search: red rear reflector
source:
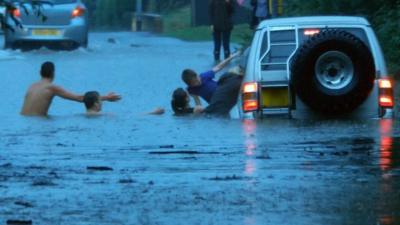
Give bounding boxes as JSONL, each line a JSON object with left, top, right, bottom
{"left": 243, "top": 82, "right": 257, "bottom": 93}
{"left": 379, "top": 79, "right": 392, "bottom": 89}
{"left": 243, "top": 100, "right": 258, "bottom": 112}
{"left": 304, "top": 29, "right": 320, "bottom": 36}
{"left": 380, "top": 96, "right": 394, "bottom": 108}
{"left": 72, "top": 7, "right": 84, "bottom": 17}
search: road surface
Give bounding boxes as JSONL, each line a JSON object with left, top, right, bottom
{"left": 0, "top": 32, "right": 399, "bottom": 225}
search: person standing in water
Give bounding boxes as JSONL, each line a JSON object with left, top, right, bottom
{"left": 21, "top": 61, "right": 121, "bottom": 116}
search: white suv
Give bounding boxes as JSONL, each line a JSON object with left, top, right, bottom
{"left": 237, "top": 16, "right": 394, "bottom": 119}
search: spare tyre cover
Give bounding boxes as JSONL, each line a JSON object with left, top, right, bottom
{"left": 290, "top": 29, "right": 375, "bottom": 114}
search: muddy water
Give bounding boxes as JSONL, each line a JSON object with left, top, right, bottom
{"left": 0, "top": 33, "right": 399, "bottom": 225}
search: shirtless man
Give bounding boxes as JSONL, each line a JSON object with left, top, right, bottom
{"left": 21, "top": 61, "right": 121, "bottom": 116}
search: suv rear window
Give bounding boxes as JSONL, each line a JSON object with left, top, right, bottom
{"left": 259, "top": 27, "right": 370, "bottom": 70}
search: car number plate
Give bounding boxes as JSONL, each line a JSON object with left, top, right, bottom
{"left": 32, "top": 29, "right": 61, "bottom": 36}
{"left": 261, "top": 87, "right": 290, "bottom": 108}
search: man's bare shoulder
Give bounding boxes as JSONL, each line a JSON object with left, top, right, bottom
{"left": 46, "top": 83, "right": 65, "bottom": 94}
{"left": 29, "top": 80, "right": 56, "bottom": 91}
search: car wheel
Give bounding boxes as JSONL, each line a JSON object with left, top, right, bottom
{"left": 3, "top": 30, "right": 13, "bottom": 49}
{"left": 290, "top": 29, "right": 375, "bottom": 115}
{"left": 81, "top": 35, "right": 88, "bottom": 48}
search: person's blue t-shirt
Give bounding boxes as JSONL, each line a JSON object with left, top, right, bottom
{"left": 187, "top": 70, "right": 217, "bottom": 103}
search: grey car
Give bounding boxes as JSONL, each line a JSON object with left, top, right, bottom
{"left": 0, "top": 6, "right": 5, "bottom": 33}
{"left": 3, "top": 0, "right": 88, "bottom": 49}
{"left": 235, "top": 16, "right": 394, "bottom": 119}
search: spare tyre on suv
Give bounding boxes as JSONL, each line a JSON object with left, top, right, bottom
{"left": 236, "top": 16, "right": 394, "bottom": 119}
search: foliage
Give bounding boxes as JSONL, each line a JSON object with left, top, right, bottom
{"left": 163, "top": 5, "right": 253, "bottom": 47}
{"left": 154, "top": 0, "right": 190, "bottom": 13}
{"left": 285, "top": 0, "right": 400, "bottom": 75}
{"left": 82, "top": 0, "right": 134, "bottom": 29}
{"left": 81, "top": 0, "right": 190, "bottom": 29}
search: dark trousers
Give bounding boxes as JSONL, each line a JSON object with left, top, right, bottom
{"left": 213, "top": 29, "right": 231, "bottom": 60}
{"left": 204, "top": 73, "right": 243, "bottom": 116}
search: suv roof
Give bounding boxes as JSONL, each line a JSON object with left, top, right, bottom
{"left": 258, "top": 16, "right": 370, "bottom": 28}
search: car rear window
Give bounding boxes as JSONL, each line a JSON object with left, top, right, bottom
{"left": 298, "top": 28, "right": 369, "bottom": 48}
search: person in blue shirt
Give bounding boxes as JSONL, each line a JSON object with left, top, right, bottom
{"left": 173, "top": 66, "right": 244, "bottom": 117}
{"left": 181, "top": 51, "right": 240, "bottom": 106}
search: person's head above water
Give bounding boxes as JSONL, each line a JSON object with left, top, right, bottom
{"left": 182, "top": 69, "right": 201, "bottom": 87}
{"left": 171, "top": 88, "right": 193, "bottom": 115}
{"left": 83, "top": 91, "right": 102, "bottom": 114}
{"left": 40, "top": 61, "right": 55, "bottom": 80}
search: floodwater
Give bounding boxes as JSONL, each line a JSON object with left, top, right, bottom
{"left": 0, "top": 32, "right": 399, "bottom": 225}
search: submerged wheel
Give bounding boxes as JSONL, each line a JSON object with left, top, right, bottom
{"left": 3, "top": 30, "right": 13, "bottom": 49}
{"left": 290, "top": 29, "right": 375, "bottom": 115}
{"left": 82, "top": 36, "right": 88, "bottom": 48}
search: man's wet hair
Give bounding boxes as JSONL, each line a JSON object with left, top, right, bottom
{"left": 181, "top": 69, "right": 197, "bottom": 85}
{"left": 83, "top": 91, "right": 100, "bottom": 109}
{"left": 40, "top": 61, "right": 55, "bottom": 79}
{"left": 171, "top": 88, "right": 192, "bottom": 115}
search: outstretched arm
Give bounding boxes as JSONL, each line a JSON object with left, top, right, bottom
{"left": 51, "top": 85, "right": 84, "bottom": 102}
{"left": 100, "top": 92, "right": 122, "bottom": 102}
{"left": 212, "top": 51, "right": 241, "bottom": 73}
{"left": 148, "top": 107, "right": 165, "bottom": 115}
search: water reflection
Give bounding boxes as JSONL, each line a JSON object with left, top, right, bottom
{"left": 378, "top": 119, "right": 399, "bottom": 225}
{"left": 245, "top": 159, "right": 256, "bottom": 176}
{"left": 243, "top": 119, "right": 257, "bottom": 157}
{"left": 378, "top": 173, "right": 398, "bottom": 225}
{"left": 243, "top": 120, "right": 258, "bottom": 176}
{"left": 379, "top": 119, "right": 399, "bottom": 171}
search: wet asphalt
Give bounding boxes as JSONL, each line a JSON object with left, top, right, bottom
{"left": 0, "top": 32, "right": 399, "bottom": 225}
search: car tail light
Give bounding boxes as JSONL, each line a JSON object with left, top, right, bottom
{"left": 379, "top": 78, "right": 394, "bottom": 108}
{"left": 10, "top": 8, "right": 20, "bottom": 18}
{"left": 304, "top": 29, "right": 320, "bottom": 36}
{"left": 242, "top": 82, "right": 259, "bottom": 112}
{"left": 243, "top": 82, "right": 257, "bottom": 93}
{"left": 379, "top": 79, "right": 392, "bottom": 89}
{"left": 243, "top": 100, "right": 258, "bottom": 112}
{"left": 72, "top": 6, "right": 85, "bottom": 18}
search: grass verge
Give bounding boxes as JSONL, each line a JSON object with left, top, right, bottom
{"left": 162, "top": 6, "right": 254, "bottom": 47}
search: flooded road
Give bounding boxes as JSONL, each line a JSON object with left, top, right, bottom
{"left": 0, "top": 32, "right": 399, "bottom": 225}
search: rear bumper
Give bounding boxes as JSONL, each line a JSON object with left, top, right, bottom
{"left": 5, "top": 20, "right": 88, "bottom": 45}
{"left": 236, "top": 80, "right": 393, "bottom": 119}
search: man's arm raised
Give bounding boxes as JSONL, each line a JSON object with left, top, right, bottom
{"left": 51, "top": 86, "right": 121, "bottom": 102}
{"left": 212, "top": 51, "right": 241, "bottom": 73}
{"left": 50, "top": 85, "right": 84, "bottom": 102}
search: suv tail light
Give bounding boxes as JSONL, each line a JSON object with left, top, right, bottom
{"left": 242, "top": 82, "right": 259, "bottom": 112}
{"left": 379, "top": 78, "right": 394, "bottom": 108}
{"left": 72, "top": 6, "right": 85, "bottom": 18}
